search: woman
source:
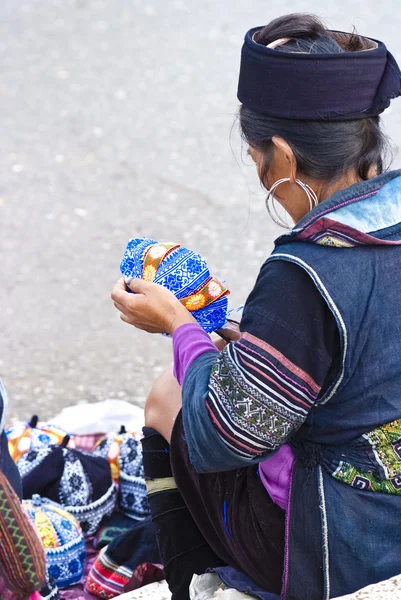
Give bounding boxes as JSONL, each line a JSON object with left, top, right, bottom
{"left": 112, "top": 14, "right": 401, "bottom": 600}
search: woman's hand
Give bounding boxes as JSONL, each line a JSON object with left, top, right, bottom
{"left": 111, "top": 278, "right": 196, "bottom": 335}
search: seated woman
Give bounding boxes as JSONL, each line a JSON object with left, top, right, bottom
{"left": 112, "top": 13, "right": 401, "bottom": 600}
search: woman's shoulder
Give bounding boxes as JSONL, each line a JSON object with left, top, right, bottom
{"left": 246, "top": 256, "right": 325, "bottom": 314}
{"left": 241, "top": 256, "right": 339, "bottom": 368}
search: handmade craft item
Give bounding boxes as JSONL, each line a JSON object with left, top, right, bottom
{"left": 93, "top": 426, "right": 137, "bottom": 481}
{"left": 120, "top": 238, "right": 230, "bottom": 333}
{"left": 94, "top": 427, "right": 149, "bottom": 520}
{"left": 23, "top": 495, "right": 85, "bottom": 589}
{"left": 86, "top": 519, "right": 163, "bottom": 599}
{"left": 6, "top": 415, "right": 73, "bottom": 465}
{"left": 20, "top": 438, "right": 117, "bottom": 536}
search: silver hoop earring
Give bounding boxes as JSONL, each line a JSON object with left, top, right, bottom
{"left": 265, "top": 178, "right": 318, "bottom": 230}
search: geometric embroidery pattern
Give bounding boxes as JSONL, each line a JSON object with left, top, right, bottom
{"left": 0, "top": 474, "right": 46, "bottom": 594}
{"left": 24, "top": 496, "right": 86, "bottom": 589}
{"left": 332, "top": 418, "right": 401, "bottom": 494}
{"left": 206, "top": 332, "right": 321, "bottom": 458}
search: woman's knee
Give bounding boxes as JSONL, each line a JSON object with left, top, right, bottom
{"left": 144, "top": 368, "right": 182, "bottom": 440}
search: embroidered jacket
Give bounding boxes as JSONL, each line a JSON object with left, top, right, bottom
{"left": 182, "top": 169, "right": 401, "bottom": 599}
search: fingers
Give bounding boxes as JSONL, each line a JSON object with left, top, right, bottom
{"left": 114, "top": 292, "right": 146, "bottom": 313}
{"left": 127, "top": 278, "right": 154, "bottom": 294}
{"left": 111, "top": 278, "right": 129, "bottom": 304}
{"left": 113, "top": 301, "right": 126, "bottom": 314}
{"left": 213, "top": 337, "right": 228, "bottom": 352}
{"left": 111, "top": 276, "right": 179, "bottom": 334}
{"left": 112, "top": 278, "right": 154, "bottom": 304}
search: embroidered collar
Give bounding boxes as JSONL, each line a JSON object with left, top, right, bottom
{"left": 276, "top": 170, "right": 401, "bottom": 247}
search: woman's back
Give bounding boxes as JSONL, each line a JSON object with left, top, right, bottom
{"left": 269, "top": 169, "right": 401, "bottom": 598}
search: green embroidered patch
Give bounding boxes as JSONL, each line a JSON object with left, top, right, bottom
{"left": 332, "top": 419, "right": 401, "bottom": 494}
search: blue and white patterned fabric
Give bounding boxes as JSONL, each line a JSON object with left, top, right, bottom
{"left": 120, "top": 237, "right": 229, "bottom": 333}
{"left": 119, "top": 438, "right": 149, "bottom": 520}
{"left": 21, "top": 445, "right": 117, "bottom": 537}
{"left": 23, "top": 495, "right": 85, "bottom": 589}
{"left": 17, "top": 445, "right": 55, "bottom": 479}
{"left": 94, "top": 430, "right": 150, "bottom": 520}
{"left": 5, "top": 417, "right": 71, "bottom": 474}
{"left": 40, "top": 574, "right": 60, "bottom": 600}
{"left": 119, "top": 470, "right": 150, "bottom": 521}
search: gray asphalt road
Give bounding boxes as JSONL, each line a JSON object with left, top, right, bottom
{"left": 1, "top": 0, "right": 401, "bottom": 421}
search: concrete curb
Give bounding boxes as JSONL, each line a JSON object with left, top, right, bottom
{"left": 118, "top": 574, "right": 401, "bottom": 600}
{"left": 118, "top": 581, "right": 170, "bottom": 599}
{"left": 332, "top": 574, "right": 401, "bottom": 600}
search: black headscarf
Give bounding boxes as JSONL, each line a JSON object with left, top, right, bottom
{"left": 237, "top": 27, "right": 401, "bottom": 120}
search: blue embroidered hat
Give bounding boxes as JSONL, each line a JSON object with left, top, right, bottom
{"left": 94, "top": 427, "right": 150, "bottom": 521}
{"left": 120, "top": 238, "right": 230, "bottom": 333}
{"left": 5, "top": 415, "right": 73, "bottom": 467}
{"left": 23, "top": 495, "right": 85, "bottom": 589}
{"left": 20, "top": 439, "right": 117, "bottom": 536}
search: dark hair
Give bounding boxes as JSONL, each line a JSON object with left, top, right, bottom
{"left": 240, "top": 14, "right": 391, "bottom": 187}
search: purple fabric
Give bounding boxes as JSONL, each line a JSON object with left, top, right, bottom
{"left": 258, "top": 445, "right": 295, "bottom": 510}
{"left": 173, "top": 323, "right": 217, "bottom": 386}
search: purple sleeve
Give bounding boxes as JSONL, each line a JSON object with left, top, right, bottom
{"left": 173, "top": 323, "right": 218, "bottom": 386}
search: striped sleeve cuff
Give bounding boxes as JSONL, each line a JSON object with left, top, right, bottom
{"left": 205, "top": 332, "right": 321, "bottom": 457}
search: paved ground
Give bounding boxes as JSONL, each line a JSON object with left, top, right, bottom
{"left": 1, "top": 0, "right": 401, "bottom": 421}
{"left": 120, "top": 573, "right": 401, "bottom": 599}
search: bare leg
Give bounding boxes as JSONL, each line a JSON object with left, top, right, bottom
{"left": 144, "top": 368, "right": 182, "bottom": 443}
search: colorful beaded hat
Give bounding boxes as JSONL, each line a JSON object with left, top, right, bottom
{"left": 120, "top": 238, "right": 230, "bottom": 333}
{"left": 23, "top": 495, "right": 85, "bottom": 590}
{"left": 21, "top": 440, "right": 117, "bottom": 536}
{"left": 6, "top": 415, "right": 73, "bottom": 467}
{"left": 94, "top": 427, "right": 149, "bottom": 521}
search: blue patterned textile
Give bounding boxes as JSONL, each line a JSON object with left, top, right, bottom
{"left": 120, "top": 238, "right": 229, "bottom": 333}
{"left": 24, "top": 495, "right": 85, "bottom": 589}
{"left": 179, "top": 171, "right": 401, "bottom": 598}
{"left": 5, "top": 416, "right": 70, "bottom": 477}
{"left": 93, "top": 429, "right": 150, "bottom": 520}
{"left": 21, "top": 445, "right": 117, "bottom": 537}
{"left": 40, "top": 574, "right": 60, "bottom": 600}
{"left": 118, "top": 470, "right": 150, "bottom": 521}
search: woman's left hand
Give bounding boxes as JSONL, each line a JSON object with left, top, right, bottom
{"left": 111, "top": 278, "right": 197, "bottom": 335}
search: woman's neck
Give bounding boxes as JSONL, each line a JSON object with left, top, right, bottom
{"left": 316, "top": 167, "right": 377, "bottom": 203}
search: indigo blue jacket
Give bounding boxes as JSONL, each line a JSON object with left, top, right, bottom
{"left": 183, "top": 170, "right": 401, "bottom": 599}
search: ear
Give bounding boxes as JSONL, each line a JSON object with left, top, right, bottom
{"left": 271, "top": 136, "right": 297, "bottom": 183}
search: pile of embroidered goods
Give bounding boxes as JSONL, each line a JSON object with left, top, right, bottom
{"left": 0, "top": 240, "right": 231, "bottom": 599}
{"left": 5, "top": 415, "right": 163, "bottom": 599}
